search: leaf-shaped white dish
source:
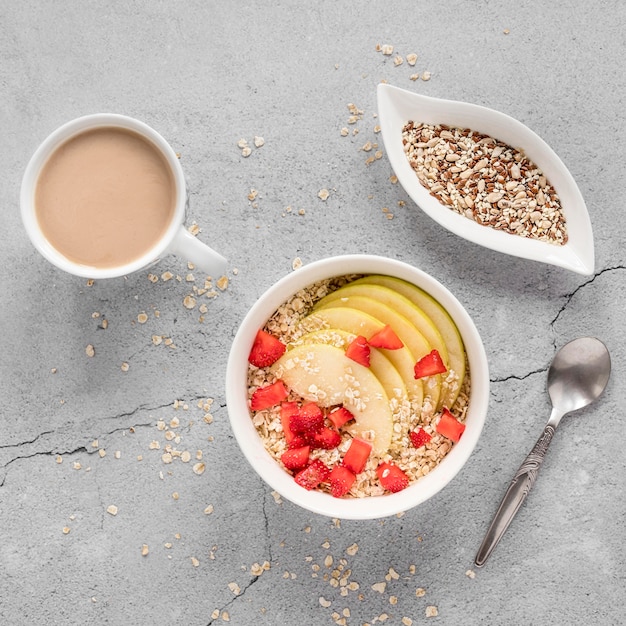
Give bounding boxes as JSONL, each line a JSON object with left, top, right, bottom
{"left": 377, "top": 84, "right": 594, "bottom": 275}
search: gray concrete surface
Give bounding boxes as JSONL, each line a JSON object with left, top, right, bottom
{"left": 1, "top": 1, "right": 625, "bottom": 624}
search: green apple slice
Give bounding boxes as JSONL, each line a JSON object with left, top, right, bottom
{"left": 314, "top": 283, "right": 448, "bottom": 365}
{"left": 293, "top": 329, "right": 408, "bottom": 402}
{"left": 271, "top": 343, "right": 393, "bottom": 454}
{"left": 298, "top": 307, "right": 423, "bottom": 407}
{"left": 351, "top": 275, "right": 466, "bottom": 407}
{"left": 313, "top": 295, "right": 441, "bottom": 409}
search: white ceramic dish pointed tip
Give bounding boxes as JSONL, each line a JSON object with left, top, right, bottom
{"left": 377, "top": 83, "right": 594, "bottom": 276}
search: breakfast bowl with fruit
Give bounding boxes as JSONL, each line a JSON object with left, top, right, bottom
{"left": 225, "top": 255, "right": 489, "bottom": 519}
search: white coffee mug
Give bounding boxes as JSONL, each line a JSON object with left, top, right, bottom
{"left": 20, "top": 114, "right": 227, "bottom": 279}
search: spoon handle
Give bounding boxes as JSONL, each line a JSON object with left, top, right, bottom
{"left": 475, "top": 424, "right": 556, "bottom": 567}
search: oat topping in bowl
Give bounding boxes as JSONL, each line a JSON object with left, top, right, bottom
{"left": 246, "top": 274, "right": 470, "bottom": 499}
{"left": 402, "top": 121, "right": 568, "bottom": 245}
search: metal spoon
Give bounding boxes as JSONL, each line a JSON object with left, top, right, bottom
{"left": 475, "top": 337, "right": 611, "bottom": 567}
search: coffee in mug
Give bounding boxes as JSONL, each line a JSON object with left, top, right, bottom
{"left": 21, "top": 114, "right": 227, "bottom": 279}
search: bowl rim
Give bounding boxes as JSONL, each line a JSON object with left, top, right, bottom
{"left": 225, "top": 255, "right": 489, "bottom": 519}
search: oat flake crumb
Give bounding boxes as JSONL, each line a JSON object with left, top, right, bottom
{"left": 292, "top": 257, "right": 303, "bottom": 270}
{"left": 85, "top": 344, "right": 95, "bottom": 357}
{"left": 318, "top": 188, "right": 330, "bottom": 201}
{"left": 141, "top": 544, "right": 149, "bottom": 556}
{"left": 406, "top": 53, "right": 418, "bottom": 66}
{"left": 466, "top": 569, "right": 476, "bottom": 579}
{"left": 426, "top": 606, "right": 439, "bottom": 617}
{"left": 121, "top": 362, "right": 129, "bottom": 372}
{"left": 183, "top": 295, "right": 196, "bottom": 309}
{"left": 193, "top": 462, "right": 206, "bottom": 475}
{"left": 372, "top": 582, "right": 386, "bottom": 594}
{"left": 415, "top": 587, "right": 426, "bottom": 598}
{"left": 217, "top": 276, "right": 229, "bottom": 291}
{"left": 106, "top": 505, "right": 118, "bottom": 516}
{"left": 62, "top": 526, "right": 70, "bottom": 535}
{"left": 191, "top": 556, "right": 200, "bottom": 567}
{"left": 137, "top": 313, "right": 148, "bottom": 324}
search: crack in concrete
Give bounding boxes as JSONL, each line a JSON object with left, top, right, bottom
{"left": 204, "top": 573, "right": 263, "bottom": 626}
{"left": 491, "top": 366, "right": 547, "bottom": 384}
{"left": 551, "top": 265, "right": 624, "bottom": 328}
{"left": 491, "top": 265, "right": 623, "bottom": 385}
{"left": 204, "top": 482, "right": 273, "bottom": 626}
{"left": 0, "top": 401, "right": 172, "bottom": 488}
{"left": 0, "top": 420, "right": 155, "bottom": 487}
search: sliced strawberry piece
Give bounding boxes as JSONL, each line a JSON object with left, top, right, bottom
{"left": 368, "top": 324, "right": 404, "bottom": 350}
{"left": 248, "top": 329, "right": 286, "bottom": 367}
{"left": 342, "top": 438, "right": 372, "bottom": 474}
{"left": 413, "top": 349, "right": 447, "bottom": 379}
{"left": 311, "top": 426, "right": 342, "bottom": 450}
{"left": 328, "top": 407, "right": 355, "bottom": 429}
{"left": 287, "top": 435, "right": 309, "bottom": 449}
{"left": 281, "top": 446, "right": 310, "bottom": 471}
{"left": 436, "top": 408, "right": 466, "bottom": 442}
{"left": 250, "top": 380, "right": 288, "bottom": 411}
{"left": 280, "top": 402, "right": 299, "bottom": 444}
{"left": 345, "top": 335, "right": 370, "bottom": 367}
{"left": 409, "top": 427, "right": 432, "bottom": 449}
{"left": 329, "top": 464, "right": 356, "bottom": 498}
{"left": 290, "top": 402, "right": 324, "bottom": 435}
{"left": 376, "top": 462, "right": 410, "bottom": 493}
{"left": 294, "top": 459, "right": 330, "bottom": 490}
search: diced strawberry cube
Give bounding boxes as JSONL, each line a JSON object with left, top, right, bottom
{"left": 281, "top": 446, "right": 310, "bottom": 471}
{"left": 328, "top": 407, "right": 355, "bottom": 429}
{"left": 329, "top": 464, "right": 356, "bottom": 498}
{"left": 345, "top": 335, "right": 370, "bottom": 367}
{"left": 287, "top": 435, "right": 309, "bottom": 450}
{"left": 250, "top": 380, "right": 288, "bottom": 411}
{"left": 376, "top": 462, "right": 410, "bottom": 493}
{"left": 435, "top": 408, "right": 466, "bottom": 442}
{"left": 413, "top": 349, "right": 447, "bottom": 379}
{"left": 294, "top": 459, "right": 330, "bottom": 490}
{"left": 311, "top": 426, "right": 342, "bottom": 450}
{"left": 368, "top": 325, "right": 404, "bottom": 350}
{"left": 290, "top": 402, "right": 324, "bottom": 435}
{"left": 280, "top": 402, "right": 299, "bottom": 444}
{"left": 248, "top": 329, "right": 286, "bottom": 367}
{"left": 409, "top": 427, "right": 432, "bottom": 449}
{"left": 342, "top": 438, "right": 372, "bottom": 474}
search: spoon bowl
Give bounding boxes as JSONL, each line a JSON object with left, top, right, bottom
{"left": 548, "top": 337, "right": 612, "bottom": 419}
{"left": 475, "top": 337, "right": 610, "bottom": 567}
{"left": 377, "top": 83, "right": 595, "bottom": 275}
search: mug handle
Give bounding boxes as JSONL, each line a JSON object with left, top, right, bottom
{"left": 168, "top": 225, "right": 228, "bottom": 277}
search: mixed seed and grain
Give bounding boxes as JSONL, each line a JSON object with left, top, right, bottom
{"left": 247, "top": 276, "right": 470, "bottom": 498}
{"left": 402, "top": 121, "right": 568, "bottom": 244}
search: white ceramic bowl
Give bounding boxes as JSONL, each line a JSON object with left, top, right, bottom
{"left": 225, "top": 255, "right": 489, "bottom": 520}
{"left": 377, "top": 84, "right": 594, "bottom": 276}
